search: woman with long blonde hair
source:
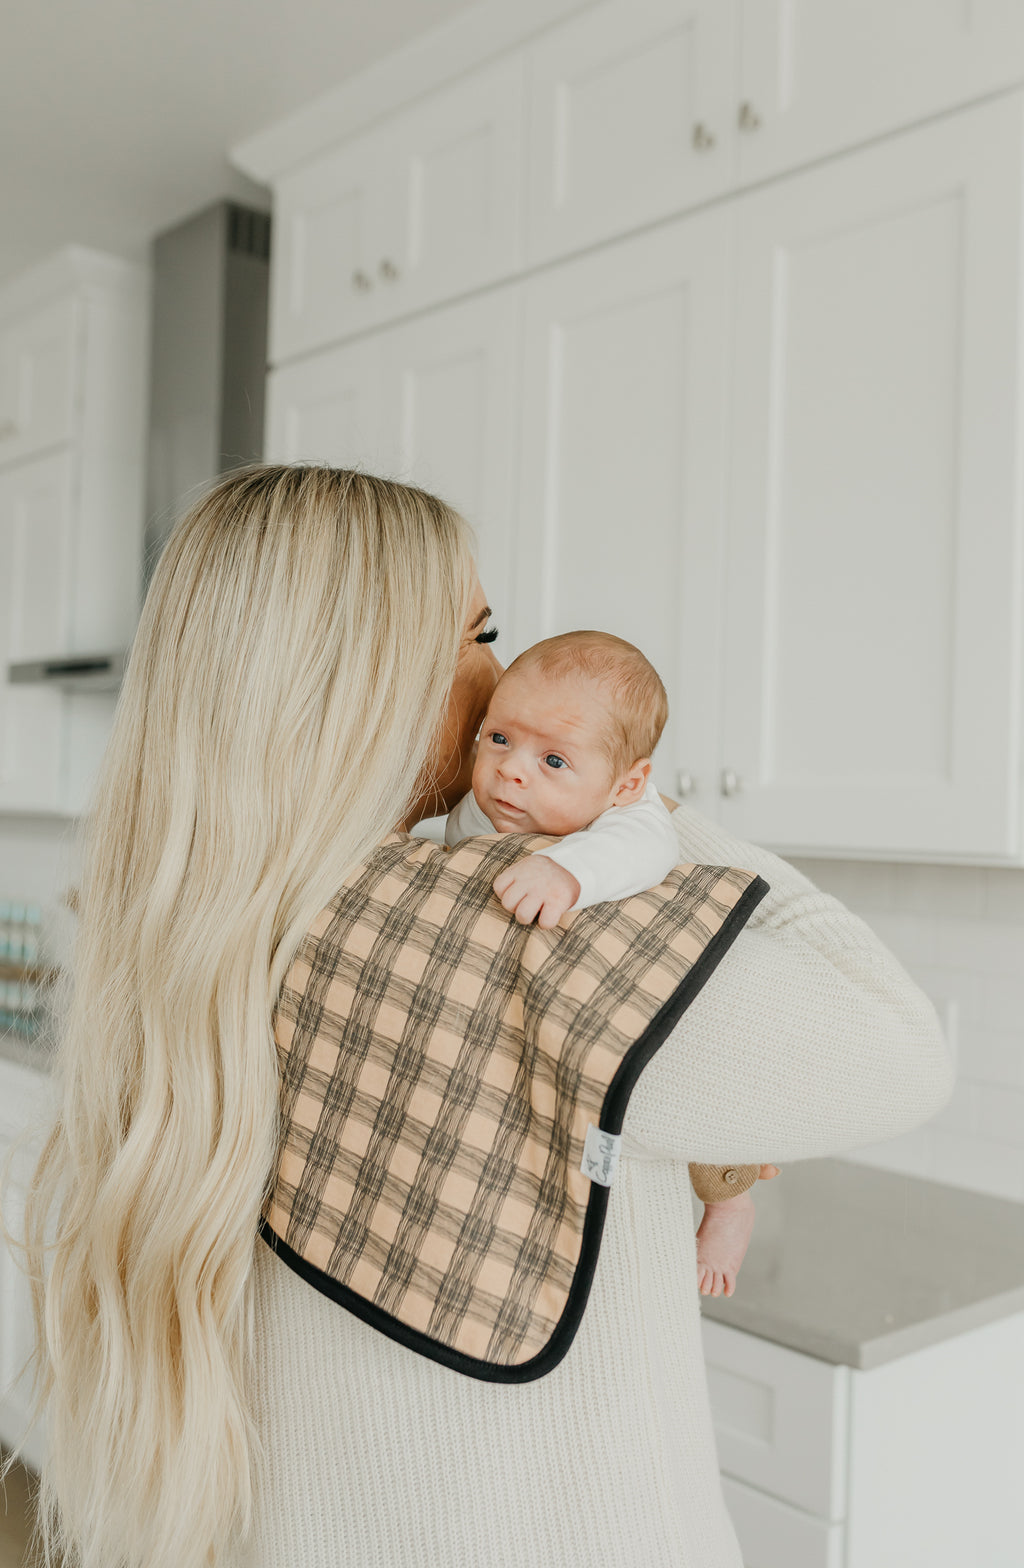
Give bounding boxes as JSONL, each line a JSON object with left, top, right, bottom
{"left": 16, "top": 465, "right": 496, "bottom": 1567}
{"left": 11, "top": 462, "right": 951, "bottom": 1568}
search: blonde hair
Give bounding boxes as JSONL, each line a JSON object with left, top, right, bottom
{"left": 502, "top": 630, "right": 668, "bottom": 774}
{"left": 12, "top": 465, "right": 475, "bottom": 1568}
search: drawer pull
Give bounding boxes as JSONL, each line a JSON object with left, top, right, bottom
{"left": 352, "top": 269, "right": 373, "bottom": 292}
{"left": 738, "top": 101, "right": 762, "bottom": 133}
{"left": 692, "top": 122, "right": 716, "bottom": 152}
{"left": 379, "top": 258, "right": 400, "bottom": 282}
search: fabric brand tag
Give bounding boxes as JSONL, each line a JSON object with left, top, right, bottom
{"left": 581, "top": 1123, "right": 621, "bottom": 1187}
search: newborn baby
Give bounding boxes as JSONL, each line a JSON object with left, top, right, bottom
{"left": 445, "top": 629, "right": 757, "bottom": 1298}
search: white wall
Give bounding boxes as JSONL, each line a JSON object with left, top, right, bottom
{"left": 4, "top": 813, "right": 1022, "bottom": 1203}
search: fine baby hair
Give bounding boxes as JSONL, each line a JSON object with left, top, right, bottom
{"left": 502, "top": 629, "right": 668, "bottom": 774}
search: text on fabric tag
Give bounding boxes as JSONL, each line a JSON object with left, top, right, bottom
{"left": 581, "top": 1124, "right": 622, "bottom": 1186}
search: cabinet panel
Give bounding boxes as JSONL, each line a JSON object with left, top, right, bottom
{"left": 0, "top": 452, "right": 76, "bottom": 812}
{"left": 738, "top": 0, "right": 1024, "bottom": 186}
{"left": 271, "top": 58, "right": 524, "bottom": 364}
{"left": 266, "top": 290, "right": 523, "bottom": 640}
{"left": 0, "top": 296, "right": 79, "bottom": 466}
{"left": 702, "top": 1319, "right": 849, "bottom": 1521}
{"left": 265, "top": 336, "right": 388, "bottom": 472}
{"left": 516, "top": 213, "right": 732, "bottom": 801}
{"left": 720, "top": 1476, "right": 844, "bottom": 1568}
{"left": 526, "top": 0, "right": 737, "bottom": 266}
{"left": 721, "top": 95, "right": 1024, "bottom": 859}
{"left": 381, "top": 288, "right": 523, "bottom": 645}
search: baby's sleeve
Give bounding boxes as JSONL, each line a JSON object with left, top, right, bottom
{"left": 539, "top": 779, "right": 680, "bottom": 910}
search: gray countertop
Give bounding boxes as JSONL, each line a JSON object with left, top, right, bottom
{"left": 697, "top": 1157, "right": 1024, "bottom": 1369}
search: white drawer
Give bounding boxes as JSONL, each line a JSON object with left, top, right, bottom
{"left": 702, "top": 1318, "right": 849, "bottom": 1520}
{"left": 721, "top": 1476, "right": 844, "bottom": 1568}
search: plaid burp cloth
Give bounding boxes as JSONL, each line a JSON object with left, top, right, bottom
{"left": 261, "top": 831, "right": 769, "bottom": 1382}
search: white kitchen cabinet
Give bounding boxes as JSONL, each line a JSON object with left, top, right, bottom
{"left": 514, "top": 209, "right": 732, "bottom": 799}
{"left": 703, "top": 1313, "right": 1024, "bottom": 1568}
{"left": 0, "top": 453, "right": 76, "bottom": 812}
{"left": 266, "top": 287, "right": 524, "bottom": 638}
{"left": 0, "top": 295, "right": 79, "bottom": 467}
{"left": 737, "top": 0, "right": 1024, "bottom": 189}
{"left": 525, "top": 0, "right": 737, "bottom": 266}
{"left": 270, "top": 56, "right": 525, "bottom": 365}
{"left": 720, "top": 94, "right": 1024, "bottom": 860}
{"left": 0, "top": 1054, "right": 51, "bottom": 1473}
{"left": 0, "top": 248, "right": 148, "bottom": 818}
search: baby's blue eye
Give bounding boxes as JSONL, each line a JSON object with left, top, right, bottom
{"left": 490, "top": 731, "right": 509, "bottom": 747}
{"left": 544, "top": 754, "right": 567, "bottom": 770}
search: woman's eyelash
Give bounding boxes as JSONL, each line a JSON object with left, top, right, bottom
{"left": 475, "top": 625, "right": 499, "bottom": 644}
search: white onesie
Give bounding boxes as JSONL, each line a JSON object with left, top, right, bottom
{"left": 443, "top": 777, "right": 680, "bottom": 912}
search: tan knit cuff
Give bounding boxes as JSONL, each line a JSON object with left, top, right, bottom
{"left": 688, "top": 1162, "right": 762, "bottom": 1204}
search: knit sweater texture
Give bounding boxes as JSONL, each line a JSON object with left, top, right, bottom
{"left": 242, "top": 802, "right": 954, "bottom": 1568}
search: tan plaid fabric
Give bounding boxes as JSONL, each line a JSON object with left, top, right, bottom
{"left": 262, "top": 831, "right": 768, "bottom": 1381}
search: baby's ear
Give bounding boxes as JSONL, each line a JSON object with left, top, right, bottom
{"left": 614, "top": 758, "right": 651, "bottom": 805}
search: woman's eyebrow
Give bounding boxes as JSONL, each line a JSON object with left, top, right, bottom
{"left": 469, "top": 606, "right": 493, "bottom": 632}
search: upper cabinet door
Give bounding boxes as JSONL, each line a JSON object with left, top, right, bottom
{"left": 516, "top": 212, "right": 732, "bottom": 804}
{"left": 270, "top": 57, "right": 524, "bottom": 365}
{"left": 265, "top": 335, "right": 389, "bottom": 472}
{"left": 0, "top": 297, "right": 79, "bottom": 467}
{"left": 526, "top": 0, "right": 738, "bottom": 267}
{"left": 720, "top": 95, "right": 1024, "bottom": 861}
{"left": 379, "top": 287, "right": 523, "bottom": 642}
{"left": 265, "top": 287, "right": 523, "bottom": 637}
{"left": 737, "top": 0, "right": 1024, "bottom": 186}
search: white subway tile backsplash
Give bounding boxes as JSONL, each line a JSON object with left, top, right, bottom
{"left": 892, "top": 862, "right": 987, "bottom": 920}
{"left": 982, "top": 869, "right": 1024, "bottom": 924}
{"left": 969, "top": 1029, "right": 1024, "bottom": 1092}
{"left": 974, "top": 1083, "right": 1024, "bottom": 1148}
{"left": 801, "top": 857, "right": 1024, "bottom": 1205}
{"left": 845, "top": 1129, "right": 935, "bottom": 1179}
{"left": 930, "top": 1079, "right": 978, "bottom": 1136}
{"left": 927, "top": 1129, "right": 1024, "bottom": 1202}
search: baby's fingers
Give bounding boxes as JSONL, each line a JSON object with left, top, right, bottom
{"left": 493, "top": 868, "right": 516, "bottom": 898}
{"left": 536, "top": 897, "right": 568, "bottom": 930}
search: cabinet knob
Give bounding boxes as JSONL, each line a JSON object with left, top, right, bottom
{"left": 378, "top": 258, "right": 400, "bottom": 282}
{"left": 675, "top": 770, "right": 697, "bottom": 798}
{"left": 738, "top": 101, "right": 762, "bottom": 133}
{"left": 720, "top": 768, "right": 743, "bottom": 797}
{"left": 691, "top": 122, "right": 716, "bottom": 152}
{"left": 352, "top": 269, "right": 373, "bottom": 292}
{"left": 0, "top": 418, "right": 19, "bottom": 441}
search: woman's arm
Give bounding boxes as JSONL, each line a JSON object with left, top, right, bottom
{"left": 622, "top": 802, "right": 954, "bottom": 1163}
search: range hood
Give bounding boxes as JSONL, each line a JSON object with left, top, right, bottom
{"left": 8, "top": 200, "right": 270, "bottom": 694}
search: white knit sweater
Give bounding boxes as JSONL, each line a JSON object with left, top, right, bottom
{"left": 243, "top": 803, "right": 953, "bottom": 1568}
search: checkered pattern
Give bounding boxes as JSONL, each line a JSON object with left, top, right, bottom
{"left": 264, "top": 832, "right": 763, "bottom": 1368}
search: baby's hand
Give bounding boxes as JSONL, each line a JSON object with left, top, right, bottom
{"left": 493, "top": 855, "right": 581, "bottom": 929}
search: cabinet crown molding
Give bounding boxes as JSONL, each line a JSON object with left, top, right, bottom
{"left": 229, "top": 0, "right": 595, "bottom": 183}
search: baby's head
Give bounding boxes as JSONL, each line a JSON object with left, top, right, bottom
{"left": 472, "top": 630, "right": 668, "bottom": 836}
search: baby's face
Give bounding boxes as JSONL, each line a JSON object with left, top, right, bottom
{"left": 471, "top": 667, "right": 623, "bottom": 836}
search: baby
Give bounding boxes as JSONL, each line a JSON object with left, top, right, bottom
{"left": 445, "top": 629, "right": 758, "bottom": 1298}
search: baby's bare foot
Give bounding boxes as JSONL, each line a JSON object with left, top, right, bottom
{"left": 696, "top": 1191, "right": 756, "bottom": 1298}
